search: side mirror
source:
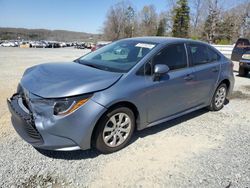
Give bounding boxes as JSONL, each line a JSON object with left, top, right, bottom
{"left": 153, "top": 64, "right": 170, "bottom": 81}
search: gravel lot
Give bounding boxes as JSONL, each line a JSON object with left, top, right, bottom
{"left": 0, "top": 47, "right": 249, "bottom": 187}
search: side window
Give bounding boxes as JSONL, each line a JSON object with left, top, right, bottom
{"left": 153, "top": 44, "right": 187, "bottom": 71}
{"left": 207, "top": 47, "right": 221, "bottom": 62}
{"left": 189, "top": 44, "right": 210, "bottom": 65}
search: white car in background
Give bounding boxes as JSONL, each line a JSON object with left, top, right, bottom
{"left": 59, "top": 42, "right": 66, "bottom": 47}
{"left": 0, "top": 42, "right": 15, "bottom": 47}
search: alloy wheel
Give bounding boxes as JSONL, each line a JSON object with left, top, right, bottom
{"left": 215, "top": 86, "right": 226, "bottom": 108}
{"left": 102, "top": 113, "right": 132, "bottom": 147}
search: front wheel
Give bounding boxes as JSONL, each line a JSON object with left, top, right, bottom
{"left": 208, "top": 83, "right": 228, "bottom": 111}
{"left": 239, "top": 66, "right": 248, "bottom": 77}
{"left": 94, "top": 107, "right": 135, "bottom": 154}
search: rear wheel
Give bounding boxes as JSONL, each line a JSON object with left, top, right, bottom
{"left": 94, "top": 107, "right": 135, "bottom": 154}
{"left": 239, "top": 66, "right": 248, "bottom": 77}
{"left": 208, "top": 83, "right": 227, "bottom": 111}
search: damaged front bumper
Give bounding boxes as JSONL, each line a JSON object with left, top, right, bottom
{"left": 7, "top": 93, "right": 106, "bottom": 151}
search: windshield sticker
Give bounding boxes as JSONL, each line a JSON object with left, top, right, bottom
{"left": 135, "top": 43, "right": 155, "bottom": 49}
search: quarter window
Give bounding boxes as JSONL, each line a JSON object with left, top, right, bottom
{"left": 153, "top": 44, "right": 187, "bottom": 70}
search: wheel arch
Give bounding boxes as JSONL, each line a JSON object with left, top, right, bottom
{"left": 220, "top": 79, "right": 230, "bottom": 90}
{"left": 90, "top": 101, "right": 140, "bottom": 146}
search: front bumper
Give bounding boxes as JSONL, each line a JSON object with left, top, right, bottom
{"left": 239, "top": 59, "right": 250, "bottom": 70}
{"left": 7, "top": 94, "right": 106, "bottom": 151}
{"left": 7, "top": 95, "right": 44, "bottom": 145}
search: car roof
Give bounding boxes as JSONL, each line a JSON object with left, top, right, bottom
{"left": 122, "top": 36, "right": 203, "bottom": 45}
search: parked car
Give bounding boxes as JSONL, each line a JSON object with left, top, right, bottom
{"left": 7, "top": 37, "right": 234, "bottom": 153}
{"left": 85, "top": 42, "right": 94, "bottom": 49}
{"left": 47, "top": 42, "right": 60, "bottom": 48}
{"left": 91, "top": 44, "right": 106, "bottom": 51}
{"left": 59, "top": 42, "right": 66, "bottom": 48}
{"left": 30, "top": 41, "right": 47, "bottom": 48}
{"left": 0, "top": 42, "right": 15, "bottom": 47}
{"left": 91, "top": 41, "right": 112, "bottom": 52}
{"left": 239, "top": 51, "right": 250, "bottom": 76}
{"left": 231, "top": 38, "right": 250, "bottom": 62}
{"left": 75, "top": 43, "right": 86, "bottom": 49}
{"left": 19, "top": 42, "right": 30, "bottom": 48}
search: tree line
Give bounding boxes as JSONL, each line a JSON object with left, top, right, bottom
{"left": 102, "top": 0, "right": 250, "bottom": 44}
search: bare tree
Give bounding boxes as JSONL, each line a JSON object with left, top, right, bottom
{"left": 203, "top": 0, "right": 221, "bottom": 43}
{"left": 138, "top": 5, "right": 158, "bottom": 36}
{"left": 219, "top": 1, "right": 250, "bottom": 43}
{"left": 103, "top": 1, "right": 136, "bottom": 40}
{"left": 190, "top": 0, "right": 203, "bottom": 29}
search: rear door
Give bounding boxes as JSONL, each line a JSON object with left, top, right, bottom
{"left": 187, "top": 43, "right": 221, "bottom": 105}
{"left": 231, "top": 38, "right": 250, "bottom": 61}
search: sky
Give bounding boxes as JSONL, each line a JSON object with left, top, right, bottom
{"left": 0, "top": 0, "right": 248, "bottom": 34}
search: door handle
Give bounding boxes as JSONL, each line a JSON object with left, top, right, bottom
{"left": 184, "top": 74, "right": 194, "bottom": 81}
{"left": 212, "top": 67, "right": 219, "bottom": 72}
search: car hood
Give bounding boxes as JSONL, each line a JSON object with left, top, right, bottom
{"left": 20, "top": 62, "right": 123, "bottom": 98}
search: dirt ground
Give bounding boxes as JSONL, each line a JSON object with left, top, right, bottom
{"left": 0, "top": 47, "right": 249, "bottom": 187}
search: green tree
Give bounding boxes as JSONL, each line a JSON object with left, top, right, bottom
{"left": 156, "top": 18, "right": 166, "bottom": 36}
{"left": 172, "top": 0, "right": 190, "bottom": 38}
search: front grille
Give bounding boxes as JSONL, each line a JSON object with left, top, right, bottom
{"left": 8, "top": 94, "right": 44, "bottom": 145}
{"left": 20, "top": 112, "right": 42, "bottom": 142}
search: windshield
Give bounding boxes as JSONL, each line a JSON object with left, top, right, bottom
{"left": 78, "top": 40, "right": 157, "bottom": 73}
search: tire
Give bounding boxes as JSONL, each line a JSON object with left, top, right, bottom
{"left": 239, "top": 66, "right": 248, "bottom": 77}
{"left": 208, "top": 83, "right": 228, "bottom": 111}
{"left": 94, "top": 107, "right": 135, "bottom": 154}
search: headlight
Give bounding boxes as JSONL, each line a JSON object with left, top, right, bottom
{"left": 53, "top": 95, "right": 91, "bottom": 116}
{"left": 242, "top": 54, "right": 250, "bottom": 60}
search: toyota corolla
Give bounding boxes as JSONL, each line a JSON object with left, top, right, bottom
{"left": 7, "top": 37, "right": 234, "bottom": 153}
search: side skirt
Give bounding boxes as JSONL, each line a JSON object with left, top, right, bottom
{"left": 146, "top": 104, "right": 207, "bottom": 128}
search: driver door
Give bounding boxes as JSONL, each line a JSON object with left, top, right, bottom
{"left": 145, "top": 43, "right": 196, "bottom": 123}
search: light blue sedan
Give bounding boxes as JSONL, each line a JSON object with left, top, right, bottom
{"left": 8, "top": 37, "right": 235, "bottom": 153}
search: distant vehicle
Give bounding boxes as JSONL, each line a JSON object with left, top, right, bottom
{"left": 30, "top": 41, "right": 46, "bottom": 48}
{"left": 91, "top": 44, "right": 106, "bottom": 51}
{"left": 75, "top": 43, "right": 86, "bottom": 49}
{"left": 47, "top": 42, "right": 60, "bottom": 48}
{"left": 85, "top": 42, "right": 95, "bottom": 49}
{"left": 239, "top": 51, "right": 250, "bottom": 76}
{"left": 7, "top": 37, "right": 234, "bottom": 153}
{"left": 66, "top": 42, "right": 73, "bottom": 47}
{"left": 91, "top": 41, "right": 111, "bottom": 52}
{"left": 231, "top": 38, "right": 250, "bottom": 62}
{"left": 19, "top": 42, "right": 30, "bottom": 48}
{"left": 0, "top": 42, "right": 15, "bottom": 47}
{"left": 59, "top": 42, "right": 66, "bottom": 48}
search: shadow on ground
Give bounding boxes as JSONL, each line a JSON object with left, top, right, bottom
{"left": 36, "top": 108, "right": 209, "bottom": 160}
{"left": 235, "top": 73, "right": 250, "bottom": 79}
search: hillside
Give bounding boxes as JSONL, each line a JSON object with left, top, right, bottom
{"left": 0, "top": 27, "right": 102, "bottom": 42}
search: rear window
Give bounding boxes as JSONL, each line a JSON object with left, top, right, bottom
{"left": 235, "top": 38, "right": 250, "bottom": 48}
